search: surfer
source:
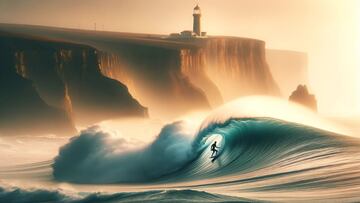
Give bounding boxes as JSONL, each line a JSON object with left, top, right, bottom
{"left": 210, "top": 141, "right": 219, "bottom": 158}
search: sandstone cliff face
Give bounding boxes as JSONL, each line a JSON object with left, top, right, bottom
{"left": 289, "top": 85, "right": 317, "bottom": 112}
{"left": 181, "top": 38, "right": 280, "bottom": 104}
{"left": 180, "top": 48, "right": 224, "bottom": 107}
{"left": 100, "top": 37, "right": 280, "bottom": 116}
{"left": 99, "top": 44, "right": 211, "bottom": 118}
{"left": 0, "top": 32, "right": 147, "bottom": 135}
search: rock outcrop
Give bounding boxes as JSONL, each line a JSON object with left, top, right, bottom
{"left": 289, "top": 85, "right": 317, "bottom": 112}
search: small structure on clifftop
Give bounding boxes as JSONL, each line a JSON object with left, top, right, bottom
{"left": 193, "top": 4, "right": 202, "bottom": 36}
{"left": 289, "top": 85, "right": 318, "bottom": 112}
{"left": 169, "top": 4, "right": 207, "bottom": 39}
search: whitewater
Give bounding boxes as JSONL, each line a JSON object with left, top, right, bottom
{"left": 1, "top": 96, "right": 360, "bottom": 202}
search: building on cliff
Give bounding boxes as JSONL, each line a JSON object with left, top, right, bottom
{"left": 169, "top": 4, "right": 207, "bottom": 39}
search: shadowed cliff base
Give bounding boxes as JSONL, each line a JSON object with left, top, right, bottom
{"left": 0, "top": 73, "right": 76, "bottom": 136}
{"left": 0, "top": 40, "right": 76, "bottom": 136}
{"left": 0, "top": 31, "right": 147, "bottom": 135}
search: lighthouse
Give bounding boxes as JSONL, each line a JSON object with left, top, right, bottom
{"left": 168, "top": 4, "right": 206, "bottom": 39}
{"left": 193, "top": 4, "right": 201, "bottom": 36}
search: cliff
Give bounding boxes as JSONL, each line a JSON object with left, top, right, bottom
{"left": 0, "top": 24, "right": 281, "bottom": 118}
{"left": 0, "top": 37, "right": 76, "bottom": 135}
{"left": 0, "top": 24, "right": 212, "bottom": 118}
{"left": 289, "top": 85, "right": 317, "bottom": 112}
{"left": 181, "top": 37, "right": 280, "bottom": 103}
{"left": 0, "top": 31, "right": 147, "bottom": 135}
{"left": 99, "top": 37, "right": 280, "bottom": 116}
{"left": 98, "top": 43, "right": 210, "bottom": 118}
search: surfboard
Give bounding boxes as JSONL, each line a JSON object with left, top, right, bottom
{"left": 211, "top": 155, "right": 219, "bottom": 163}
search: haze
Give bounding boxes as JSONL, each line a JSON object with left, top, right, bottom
{"left": 1, "top": 0, "right": 359, "bottom": 115}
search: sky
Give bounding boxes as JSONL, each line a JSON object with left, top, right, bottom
{"left": 0, "top": 0, "right": 359, "bottom": 115}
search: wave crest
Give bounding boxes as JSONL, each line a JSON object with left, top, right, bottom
{"left": 53, "top": 117, "right": 356, "bottom": 185}
{"left": 53, "top": 122, "right": 195, "bottom": 183}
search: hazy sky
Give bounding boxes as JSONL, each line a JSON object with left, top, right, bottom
{"left": 0, "top": 0, "right": 359, "bottom": 115}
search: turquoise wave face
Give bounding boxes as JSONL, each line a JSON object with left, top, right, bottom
{"left": 2, "top": 117, "right": 360, "bottom": 201}
{"left": 161, "top": 118, "right": 354, "bottom": 183}
{"left": 50, "top": 117, "right": 360, "bottom": 188}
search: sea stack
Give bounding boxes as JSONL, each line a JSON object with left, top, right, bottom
{"left": 289, "top": 85, "right": 318, "bottom": 112}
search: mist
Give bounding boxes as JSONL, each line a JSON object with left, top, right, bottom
{"left": 0, "top": 0, "right": 359, "bottom": 115}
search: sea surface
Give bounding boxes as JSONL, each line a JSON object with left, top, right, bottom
{"left": 1, "top": 97, "right": 360, "bottom": 202}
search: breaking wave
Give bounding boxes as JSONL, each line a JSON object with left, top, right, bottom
{"left": 53, "top": 123, "right": 195, "bottom": 183}
{"left": 3, "top": 97, "right": 360, "bottom": 202}
{"left": 53, "top": 117, "right": 360, "bottom": 188}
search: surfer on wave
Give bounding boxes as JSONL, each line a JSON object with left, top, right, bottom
{"left": 210, "top": 141, "right": 220, "bottom": 158}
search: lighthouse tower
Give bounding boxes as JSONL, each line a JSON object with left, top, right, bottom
{"left": 193, "top": 4, "right": 201, "bottom": 36}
